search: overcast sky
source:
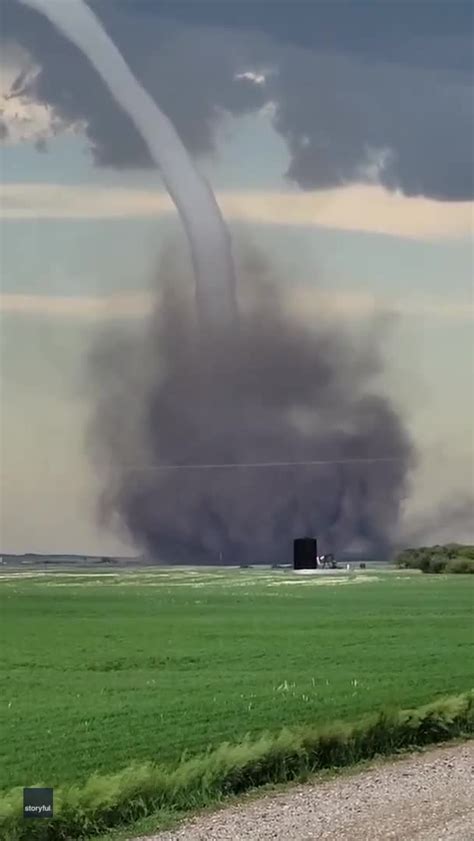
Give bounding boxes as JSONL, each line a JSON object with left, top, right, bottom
{"left": 1, "top": 0, "right": 473, "bottom": 555}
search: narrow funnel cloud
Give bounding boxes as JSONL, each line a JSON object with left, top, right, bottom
{"left": 19, "top": 0, "right": 237, "bottom": 330}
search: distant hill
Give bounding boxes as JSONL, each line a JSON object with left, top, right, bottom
{"left": 0, "top": 553, "right": 143, "bottom": 567}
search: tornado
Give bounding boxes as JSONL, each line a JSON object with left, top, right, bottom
{"left": 87, "top": 250, "right": 416, "bottom": 565}
{"left": 19, "top": 0, "right": 237, "bottom": 331}
{"left": 20, "top": 0, "right": 416, "bottom": 562}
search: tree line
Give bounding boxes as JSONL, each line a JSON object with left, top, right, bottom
{"left": 395, "top": 544, "right": 474, "bottom": 574}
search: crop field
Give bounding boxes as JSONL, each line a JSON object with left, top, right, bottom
{"left": 0, "top": 568, "right": 472, "bottom": 793}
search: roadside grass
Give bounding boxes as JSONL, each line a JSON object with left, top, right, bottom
{"left": 0, "top": 691, "right": 472, "bottom": 841}
{"left": 93, "top": 734, "right": 473, "bottom": 841}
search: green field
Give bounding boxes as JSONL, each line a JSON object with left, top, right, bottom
{"left": 0, "top": 568, "right": 472, "bottom": 793}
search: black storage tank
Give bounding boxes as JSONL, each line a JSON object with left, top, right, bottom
{"left": 293, "top": 537, "right": 317, "bottom": 570}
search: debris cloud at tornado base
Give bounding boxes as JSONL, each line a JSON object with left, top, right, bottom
{"left": 86, "top": 249, "right": 415, "bottom": 565}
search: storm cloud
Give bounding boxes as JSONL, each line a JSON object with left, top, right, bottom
{"left": 2, "top": 0, "right": 473, "bottom": 200}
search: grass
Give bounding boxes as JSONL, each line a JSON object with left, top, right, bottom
{"left": 1, "top": 691, "right": 473, "bottom": 840}
{"left": 0, "top": 567, "right": 472, "bottom": 795}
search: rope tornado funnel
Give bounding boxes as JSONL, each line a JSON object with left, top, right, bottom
{"left": 19, "top": 0, "right": 238, "bottom": 332}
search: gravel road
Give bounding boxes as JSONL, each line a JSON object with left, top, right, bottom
{"left": 139, "top": 742, "right": 474, "bottom": 841}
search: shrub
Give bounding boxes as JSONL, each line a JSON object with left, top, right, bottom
{"left": 418, "top": 554, "right": 433, "bottom": 573}
{"left": 395, "top": 545, "right": 474, "bottom": 574}
{"left": 428, "top": 555, "right": 448, "bottom": 574}
{"left": 446, "top": 557, "right": 474, "bottom": 575}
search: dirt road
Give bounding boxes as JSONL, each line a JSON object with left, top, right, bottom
{"left": 139, "top": 742, "right": 474, "bottom": 841}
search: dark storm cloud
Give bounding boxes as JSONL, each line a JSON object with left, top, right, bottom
{"left": 3, "top": 0, "right": 473, "bottom": 199}
{"left": 1, "top": 1, "right": 266, "bottom": 169}
{"left": 268, "top": 44, "right": 474, "bottom": 200}
{"left": 116, "top": 0, "right": 474, "bottom": 73}
{"left": 86, "top": 250, "right": 415, "bottom": 564}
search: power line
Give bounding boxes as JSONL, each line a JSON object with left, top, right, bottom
{"left": 127, "top": 457, "right": 402, "bottom": 472}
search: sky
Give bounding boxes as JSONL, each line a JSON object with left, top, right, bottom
{"left": 0, "top": 0, "right": 473, "bottom": 555}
